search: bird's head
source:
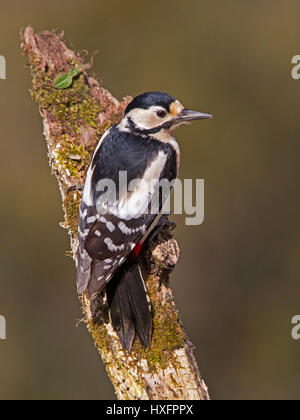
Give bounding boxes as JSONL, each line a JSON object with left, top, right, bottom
{"left": 123, "top": 91, "right": 212, "bottom": 137}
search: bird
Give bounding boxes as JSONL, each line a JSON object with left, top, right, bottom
{"left": 76, "top": 91, "right": 212, "bottom": 351}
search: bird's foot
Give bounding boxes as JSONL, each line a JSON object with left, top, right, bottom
{"left": 147, "top": 214, "right": 176, "bottom": 244}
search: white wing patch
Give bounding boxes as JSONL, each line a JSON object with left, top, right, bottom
{"left": 112, "top": 150, "right": 168, "bottom": 220}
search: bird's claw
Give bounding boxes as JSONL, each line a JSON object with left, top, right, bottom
{"left": 147, "top": 214, "right": 176, "bottom": 244}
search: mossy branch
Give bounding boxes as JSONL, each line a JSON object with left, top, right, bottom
{"left": 21, "top": 26, "right": 210, "bottom": 400}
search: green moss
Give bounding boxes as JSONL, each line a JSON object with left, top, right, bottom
{"left": 28, "top": 61, "right": 108, "bottom": 233}
{"left": 28, "top": 58, "right": 120, "bottom": 184}
{"left": 88, "top": 319, "right": 113, "bottom": 354}
{"left": 130, "top": 275, "right": 185, "bottom": 373}
{"left": 31, "top": 71, "right": 102, "bottom": 136}
{"left": 87, "top": 318, "right": 127, "bottom": 387}
{"left": 63, "top": 189, "right": 81, "bottom": 235}
{"left": 55, "top": 139, "right": 90, "bottom": 178}
{"left": 153, "top": 256, "right": 169, "bottom": 271}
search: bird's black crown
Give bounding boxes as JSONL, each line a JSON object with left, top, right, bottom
{"left": 125, "top": 91, "right": 176, "bottom": 115}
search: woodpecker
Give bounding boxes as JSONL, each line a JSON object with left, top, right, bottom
{"left": 77, "top": 91, "right": 211, "bottom": 351}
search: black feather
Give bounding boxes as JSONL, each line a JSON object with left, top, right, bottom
{"left": 106, "top": 267, "right": 135, "bottom": 351}
{"left": 125, "top": 91, "right": 176, "bottom": 114}
{"left": 107, "top": 261, "right": 152, "bottom": 351}
{"left": 124, "top": 264, "right": 152, "bottom": 348}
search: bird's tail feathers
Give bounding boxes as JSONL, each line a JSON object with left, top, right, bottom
{"left": 107, "top": 262, "right": 152, "bottom": 352}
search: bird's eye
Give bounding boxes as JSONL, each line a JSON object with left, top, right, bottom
{"left": 156, "top": 110, "right": 167, "bottom": 118}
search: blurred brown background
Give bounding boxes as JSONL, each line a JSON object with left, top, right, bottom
{"left": 0, "top": 0, "right": 300, "bottom": 400}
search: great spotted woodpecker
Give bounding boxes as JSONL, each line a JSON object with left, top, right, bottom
{"left": 77, "top": 91, "right": 211, "bottom": 351}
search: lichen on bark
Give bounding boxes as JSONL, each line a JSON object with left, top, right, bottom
{"left": 21, "top": 26, "right": 210, "bottom": 400}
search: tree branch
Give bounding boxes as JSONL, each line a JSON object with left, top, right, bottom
{"left": 21, "top": 26, "right": 210, "bottom": 400}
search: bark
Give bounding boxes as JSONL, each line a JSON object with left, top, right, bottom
{"left": 21, "top": 26, "right": 210, "bottom": 401}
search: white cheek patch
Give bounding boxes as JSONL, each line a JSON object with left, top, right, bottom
{"left": 127, "top": 106, "right": 172, "bottom": 130}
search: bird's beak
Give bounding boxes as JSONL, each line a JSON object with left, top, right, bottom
{"left": 176, "top": 109, "right": 212, "bottom": 123}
